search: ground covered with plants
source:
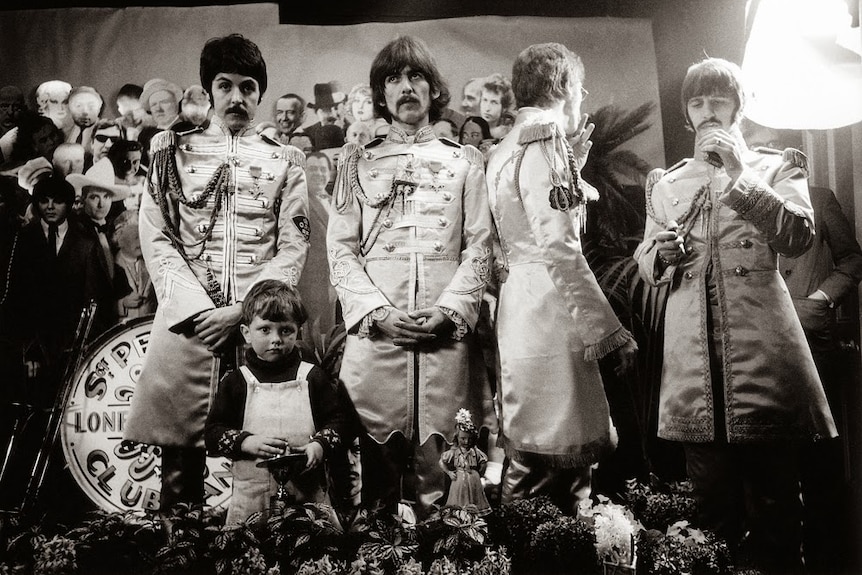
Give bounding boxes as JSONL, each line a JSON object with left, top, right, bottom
{"left": 0, "top": 479, "right": 762, "bottom": 575}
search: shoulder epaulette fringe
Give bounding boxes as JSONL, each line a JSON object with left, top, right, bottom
{"left": 284, "top": 145, "right": 306, "bottom": 169}
{"left": 646, "top": 168, "right": 666, "bottom": 195}
{"left": 333, "top": 143, "right": 363, "bottom": 214}
{"left": 782, "top": 147, "right": 809, "bottom": 176}
{"left": 462, "top": 144, "right": 484, "bottom": 167}
{"left": 439, "top": 136, "right": 460, "bottom": 148}
{"left": 149, "top": 130, "right": 177, "bottom": 154}
{"left": 518, "top": 122, "right": 555, "bottom": 145}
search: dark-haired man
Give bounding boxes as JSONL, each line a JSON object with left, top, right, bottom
{"left": 274, "top": 93, "right": 306, "bottom": 145}
{"left": 634, "top": 57, "right": 835, "bottom": 573}
{"left": 328, "top": 35, "right": 496, "bottom": 518}
{"left": 125, "top": 33, "right": 309, "bottom": 514}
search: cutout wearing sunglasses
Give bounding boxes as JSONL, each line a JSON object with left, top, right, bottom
{"left": 94, "top": 134, "right": 121, "bottom": 143}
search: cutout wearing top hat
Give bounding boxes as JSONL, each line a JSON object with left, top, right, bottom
{"left": 308, "top": 83, "right": 340, "bottom": 110}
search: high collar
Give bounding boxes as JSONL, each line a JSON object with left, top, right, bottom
{"left": 244, "top": 346, "right": 301, "bottom": 381}
{"left": 514, "top": 107, "right": 564, "bottom": 131}
{"left": 210, "top": 114, "right": 257, "bottom": 138}
{"left": 386, "top": 123, "right": 437, "bottom": 145}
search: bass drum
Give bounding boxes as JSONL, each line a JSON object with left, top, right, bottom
{"left": 61, "top": 315, "right": 233, "bottom": 513}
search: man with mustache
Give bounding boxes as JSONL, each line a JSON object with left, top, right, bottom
{"left": 328, "top": 35, "right": 496, "bottom": 518}
{"left": 125, "top": 33, "right": 310, "bottom": 519}
{"left": 634, "top": 57, "right": 836, "bottom": 573}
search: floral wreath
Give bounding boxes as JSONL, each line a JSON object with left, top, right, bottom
{"left": 455, "top": 408, "right": 478, "bottom": 436}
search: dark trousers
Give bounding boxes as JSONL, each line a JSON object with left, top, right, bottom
{"left": 683, "top": 442, "right": 804, "bottom": 574}
{"left": 501, "top": 455, "right": 593, "bottom": 515}
{"left": 159, "top": 445, "right": 206, "bottom": 513}
{"left": 359, "top": 433, "right": 445, "bottom": 519}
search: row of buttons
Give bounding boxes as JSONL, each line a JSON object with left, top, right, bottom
{"left": 682, "top": 265, "right": 750, "bottom": 280}
{"left": 382, "top": 241, "right": 446, "bottom": 253}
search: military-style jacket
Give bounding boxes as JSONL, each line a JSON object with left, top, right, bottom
{"left": 125, "top": 116, "right": 309, "bottom": 448}
{"left": 327, "top": 124, "right": 495, "bottom": 444}
{"left": 486, "top": 107, "right": 632, "bottom": 466}
{"left": 634, "top": 144, "right": 836, "bottom": 443}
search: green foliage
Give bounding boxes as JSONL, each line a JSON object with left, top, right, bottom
{"left": 636, "top": 524, "right": 733, "bottom": 575}
{"left": 209, "top": 518, "right": 266, "bottom": 575}
{"left": 529, "top": 515, "right": 599, "bottom": 573}
{"left": 355, "top": 509, "right": 419, "bottom": 571}
{"left": 263, "top": 502, "right": 345, "bottom": 568}
{"left": 151, "top": 503, "right": 221, "bottom": 575}
{"left": 419, "top": 506, "right": 487, "bottom": 566}
{"left": 66, "top": 510, "right": 160, "bottom": 574}
{"left": 486, "top": 495, "right": 562, "bottom": 560}
{"left": 624, "top": 477, "right": 698, "bottom": 531}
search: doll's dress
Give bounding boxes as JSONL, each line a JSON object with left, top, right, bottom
{"left": 441, "top": 446, "right": 490, "bottom": 514}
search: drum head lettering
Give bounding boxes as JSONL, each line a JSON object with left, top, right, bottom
{"left": 61, "top": 315, "right": 232, "bottom": 513}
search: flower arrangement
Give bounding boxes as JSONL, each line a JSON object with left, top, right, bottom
{"left": 578, "top": 495, "right": 644, "bottom": 571}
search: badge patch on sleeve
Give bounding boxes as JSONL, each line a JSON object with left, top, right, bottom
{"left": 293, "top": 215, "right": 310, "bottom": 243}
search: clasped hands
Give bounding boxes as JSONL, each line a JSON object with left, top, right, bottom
{"left": 375, "top": 306, "right": 455, "bottom": 347}
{"left": 240, "top": 434, "right": 324, "bottom": 470}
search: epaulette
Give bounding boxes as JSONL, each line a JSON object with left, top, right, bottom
{"left": 284, "top": 145, "right": 306, "bottom": 169}
{"left": 462, "top": 144, "right": 484, "bottom": 167}
{"left": 751, "top": 145, "right": 782, "bottom": 155}
{"left": 174, "top": 125, "right": 205, "bottom": 138}
{"left": 646, "top": 168, "right": 666, "bottom": 195}
{"left": 149, "top": 129, "right": 177, "bottom": 154}
{"left": 517, "top": 122, "right": 554, "bottom": 145}
{"left": 438, "top": 136, "right": 460, "bottom": 148}
{"left": 666, "top": 158, "right": 689, "bottom": 174}
{"left": 364, "top": 137, "right": 385, "bottom": 149}
{"left": 259, "top": 131, "right": 282, "bottom": 147}
{"left": 782, "top": 147, "right": 809, "bottom": 175}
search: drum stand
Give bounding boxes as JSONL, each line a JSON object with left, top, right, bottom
{"left": 0, "top": 302, "right": 97, "bottom": 518}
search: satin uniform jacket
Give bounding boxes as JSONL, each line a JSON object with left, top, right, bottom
{"left": 125, "top": 116, "right": 309, "bottom": 448}
{"left": 327, "top": 124, "right": 496, "bottom": 444}
{"left": 634, "top": 146, "right": 836, "bottom": 443}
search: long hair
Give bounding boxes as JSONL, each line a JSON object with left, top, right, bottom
{"left": 370, "top": 36, "right": 450, "bottom": 123}
{"left": 200, "top": 34, "right": 267, "bottom": 101}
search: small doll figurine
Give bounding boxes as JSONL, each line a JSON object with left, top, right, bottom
{"left": 439, "top": 409, "right": 491, "bottom": 515}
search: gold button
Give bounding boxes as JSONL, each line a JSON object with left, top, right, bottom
{"left": 684, "top": 271, "right": 694, "bottom": 280}
{"left": 672, "top": 198, "right": 679, "bottom": 206}
{"left": 741, "top": 239, "right": 752, "bottom": 248}
{"left": 364, "top": 151, "right": 374, "bottom": 160}
{"left": 369, "top": 168, "right": 379, "bottom": 178}
{"left": 186, "top": 166, "right": 196, "bottom": 173}
{"left": 383, "top": 243, "right": 395, "bottom": 252}
{"left": 735, "top": 265, "right": 748, "bottom": 276}
{"left": 383, "top": 218, "right": 393, "bottom": 228}
{"left": 197, "top": 223, "right": 208, "bottom": 233}
{"left": 433, "top": 241, "right": 444, "bottom": 252}
{"left": 438, "top": 217, "right": 448, "bottom": 227}
{"left": 442, "top": 192, "right": 452, "bottom": 201}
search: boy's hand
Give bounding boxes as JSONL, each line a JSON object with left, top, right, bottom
{"left": 240, "top": 434, "right": 288, "bottom": 459}
{"left": 302, "top": 441, "right": 324, "bottom": 469}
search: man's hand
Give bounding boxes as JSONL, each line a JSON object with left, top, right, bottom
{"left": 697, "top": 128, "right": 744, "bottom": 180}
{"left": 301, "top": 441, "right": 324, "bottom": 469}
{"left": 121, "top": 293, "right": 144, "bottom": 309}
{"left": 240, "top": 434, "right": 288, "bottom": 459}
{"left": 375, "top": 307, "right": 437, "bottom": 347}
{"left": 405, "top": 307, "right": 455, "bottom": 337}
{"left": 612, "top": 337, "right": 639, "bottom": 377}
{"left": 194, "top": 303, "right": 242, "bottom": 351}
{"left": 568, "top": 113, "right": 595, "bottom": 171}
{"left": 655, "top": 219, "right": 686, "bottom": 267}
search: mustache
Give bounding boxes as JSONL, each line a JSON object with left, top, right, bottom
{"left": 226, "top": 105, "right": 248, "bottom": 117}
{"left": 398, "top": 96, "right": 420, "bottom": 107}
{"left": 697, "top": 118, "right": 720, "bottom": 130}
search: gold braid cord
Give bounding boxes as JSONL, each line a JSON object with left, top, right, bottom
{"left": 148, "top": 132, "right": 233, "bottom": 307}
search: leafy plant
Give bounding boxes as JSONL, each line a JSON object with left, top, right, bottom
{"left": 624, "top": 477, "right": 697, "bottom": 531}
{"left": 636, "top": 522, "right": 733, "bottom": 575}
{"left": 209, "top": 518, "right": 266, "bottom": 575}
{"left": 263, "top": 502, "right": 345, "bottom": 568}
{"left": 529, "top": 515, "right": 598, "bottom": 573}
{"left": 355, "top": 509, "right": 419, "bottom": 571}
{"left": 419, "top": 506, "right": 487, "bottom": 566}
{"left": 486, "top": 495, "right": 562, "bottom": 561}
{"left": 33, "top": 534, "right": 78, "bottom": 575}
{"left": 66, "top": 510, "right": 159, "bottom": 574}
{"left": 151, "top": 503, "right": 220, "bottom": 575}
